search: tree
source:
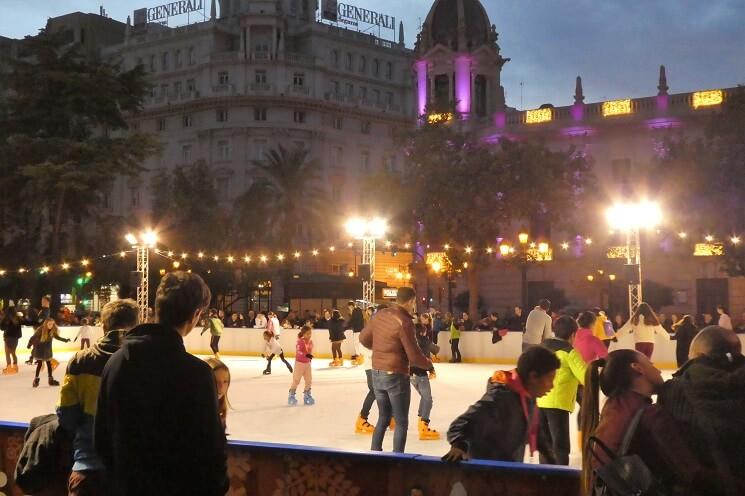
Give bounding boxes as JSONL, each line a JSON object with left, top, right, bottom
{"left": 402, "top": 119, "right": 593, "bottom": 317}
{"left": 235, "top": 144, "right": 328, "bottom": 247}
{"left": 0, "top": 30, "right": 158, "bottom": 261}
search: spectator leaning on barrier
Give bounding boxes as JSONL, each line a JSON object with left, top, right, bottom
{"left": 523, "top": 299, "right": 553, "bottom": 352}
{"left": 57, "top": 299, "right": 139, "bottom": 496}
{"left": 95, "top": 271, "right": 228, "bottom": 496}
{"left": 443, "top": 346, "right": 560, "bottom": 464}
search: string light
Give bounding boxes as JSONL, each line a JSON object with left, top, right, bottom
{"left": 62, "top": 263, "right": 70, "bottom": 270}
{"left": 181, "top": 253, "right": 188, "bottom": 259}
{"left": 585, "top": 238, "right": 593, "bottom": 245}
{"left": 260, "top": 255, "right": 268, "bottom": 263}
{"left": 561, "top": 242, "right": 569, "bottom": 250}
{"left": 444, "top": 244, "right": 450, "bottom": 250}
{"left": 0, "top": 270, "right": 5, "bottom": 276}
{"left": 41, "top": 266, "right": 50, "bottom": 274}
{"left": 705, "top": 235, "right": 714, "bottom": 242}
{"left": 167, "top": 251, "right": 174, "bottom": 257}
{"left": 464, "top": 246, "right": 473, "bottom": 254}
{"left": 243, "top": 256, "right": 251, "bottom": 263}
{"left": 227, "top": 256, "right": 235, "bottom": 263}
{"left": 119, "top": 251, "right": 126, "bottom": 258}
{"left": 312, "top": 249, "right": 319, "bottom": 256}
{"left": 81, "top": 259, "right": 90, "bottom": 266}
{"left": 347, "top": 242, "right": 353, "bottom": 248}
{"left": 213, "top": 255, "right": 219, "bottom": 261}
{"left": 463, "top": 262, "right": 469, "bottom": 269}
{"left": 678, "top": 232, "right": 687, "bottom": 239}
{"left": 294, "top": 252, "right": 301, "bottom": 259}
{"left": 404, "top": 243, "right": 410, "bottom": 249}
{"left": 486, "top": 247, "right": 493, "bottom": 254}
{"left": 198, "top": 252, "right": 204, "bottom": 258}
{"left": 18, "top": 268, "right": 26, "bottom": 273}
{"left": 731, "top": 236, "right": 741, "bottom": 245}
{"left": 277, "top": 254, "right": 285, "bottom": 261}
{"left": 329, "top": 246, "right": 336, "bottom": 252}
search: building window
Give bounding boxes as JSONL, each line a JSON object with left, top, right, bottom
{"left": 331, "top": 49, "right": 339, "bottom": 67}
{"left": 217, "top": 140, "right": 231, "bottom": 161}
{"left": 215, "top": 177, "right": 229, "bottom": 197}
{"left": 373, "top": 59, "right": 380, "bottom": 77}
{"left": 218, "top": 71, "right": 229, "bottom": 85}
{"left": 386, "top": 61, "right": 393, "bottom": 80}
{"left": 188, "top": 46, "right": 196, "bottom": 65}
{"left": 361, "top": 121, "right": 371, "bottom": 134}
{"left": 385, "top": 92, "right": 394, "bottom": 106}
{"left": 293, "top": 72, "right": 305, "bottom": 86}
{"left": 346, "top": 52, "right": 353, "bottom": 70}
{"left": 330, "top": 80, "right": 339, "bottom": 95}
{"left": 332, "top": 146, "right": 343, "bottom": 168}
{"left": 360, "top": 86, "right": 367, "bottom": 100}
{"left": 182, "top": 144, "right": 193, "bottom": 162}
{"left": 346, "top": 83, "right": 354, "bottom": 97}
{"left": 373, "top": 89, "right": 381, "bottom": 104}
{"left": 333, "top": 117, "right": 343, "bottom": 130}
{"left": 149, "top": 55, "right": 156, "bottom": 72}
{"left": 160, "top": 84, "right": 169, "bottom": 97}
{"left": 254, "top": 108, "right": 267, "bottom": 121}
{"left": 174, "top": 81, "right": 182, "bottom": 96}
{"left": 186, "top": 79, "right": 196, "bottom": 92}
{"left": 294, "top": 141, "right": 305, "bottom": 149}
{"left": 129, "top": 188, "right": 140, "bottom": 208}
{"left": 254, "top": 139, "right": 268, "bottom": 160}
{"left": 255, "top": 70, "right": 267, "bottom": 84}
{"left": 361, "top": 150, "right": 370, "bottom": 171}
{"left": 359, "top": 56, "right": 367, "bottom": 73}
{"left": 175, "top": 49, "right": 182, "bottom": 68}
{"left": 102, "top": 192, "right": 112, "bottom": 210}
{"left": 136, "top": 56, "right": 143, "bottom": 67}
{"left": 161, "top": 52, "right": 169, "bottom": 71}
{"left": 293, "top": 110, "right": 306, "bottom": 123}
{"left": 182, "top": 114, "right": 193, "bottom": 127}
{"left": 157, "top": 118, "right": 166, "bottom": 131}
{"left": 216, "top": 109, "right": 229, "bottom": 122}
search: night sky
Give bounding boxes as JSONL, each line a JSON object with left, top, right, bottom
{"left": 2, "top": 0, "right": 743, "bottom": 109}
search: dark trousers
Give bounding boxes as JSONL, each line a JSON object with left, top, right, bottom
{"left": 450, "top": 338, "right": 461, "bottom": 362}
{"left": 265, "top": 353, "right": 293, "bottom": 372}
{"left": 34, "top": 360, "right": 53, "bottom": 378}
{"left": 539, "top": 408, "right": 570, "bottom": 465}
{"left": 371, "top": 370, "right": 411, "bottom": 453}
{"left": 80, "top": 338, "right": 90, "bottom": 350}
{"left": 331, "top": 341, "right": 342, "bottom": 359}
{"left": 360, "top": 369, "right": 376, "bottom": 418}
{"left": 69, "top": 469, "right": 113, "bottom": 496}
{"left": 210, "top": 335, "right": 221, "bottom": 354}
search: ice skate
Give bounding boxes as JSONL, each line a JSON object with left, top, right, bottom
{"left": 48, "top": 377, "right": 60, "bottom": 386}
{"left": 262, "top": 369, "right": 271, "bottom": 375}
{"left": 2, "top": 364, "right": 18, "bottom": 375}
{"left": 32, "top": 377, "right": 40, "bottom": 388}
{"left": 288, "top": 390, "right": 298, "bottom": 406}
{"left": 418, "top": 418, "right": 441, "bottom": 440}
{"left": 431, "top": 355, "right": 441, "bottom": 363}
{"left": 355, "top": 415, "right": 374, "bottom": 435}
{"left": 303, "top": 390, "right": 315, "bottom": 406}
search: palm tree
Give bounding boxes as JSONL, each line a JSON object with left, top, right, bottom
{"left": 235, "top": 144, "right": 327, "bottom": 247}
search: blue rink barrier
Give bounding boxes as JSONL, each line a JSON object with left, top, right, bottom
{"left": 0, "top": 421, "right": 580, "bottom": 495}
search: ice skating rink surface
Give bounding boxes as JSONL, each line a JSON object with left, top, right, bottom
{"left": 3, "top": 350, "right": 673, "bottom": 467}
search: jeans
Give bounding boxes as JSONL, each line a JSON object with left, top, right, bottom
{"left": 410, "top": 374, "right": 433, "bottom": 420}
{"left": 539, "top": 408, "right": 570, "bottom": 465}
{"left": 450, "top": 338, "right": 461, "bottom": 362}
{"left": 371, "top": 370, "right": 411, "bottom": 453}
{"left": 360, "top": 369, "right": 376, "bottom": 418}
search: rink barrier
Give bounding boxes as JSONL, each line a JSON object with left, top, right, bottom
{"left": 0, "top": 421, "right": 580, "bottom": 495}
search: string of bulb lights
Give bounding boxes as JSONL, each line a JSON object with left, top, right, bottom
{"left": 0, "top": 230, "right": 741, "bottom": 278}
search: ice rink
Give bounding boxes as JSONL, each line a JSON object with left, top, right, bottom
{"left": 1, "top": 350, "right": 589, "bottom": 465}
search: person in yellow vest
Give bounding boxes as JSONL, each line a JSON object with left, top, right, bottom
{"left": 591, "top": 308, "right": 615, "bottom": 348}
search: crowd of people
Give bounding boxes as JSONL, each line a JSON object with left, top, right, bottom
{"left": 2, "top": 273, "right": 745, "bottom": 495}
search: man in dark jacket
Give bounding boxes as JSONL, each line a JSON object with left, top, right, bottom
{"left": 360, "top": 287, "right": 432, "bottom": 453}
{"left": 442, "top": 346, "right": 559, "bottom": 463}
{"left": 659, "top": 326, "right": 745, "bottom": 477}
{"left": 347, "top": 301, "right": 365, "bottom": 365}
{"left": 94, "top": 272, "right": 227, "bottom": 496}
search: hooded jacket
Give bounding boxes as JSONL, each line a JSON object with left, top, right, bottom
{"left": 537, "top": 338, "right": 587, "bottom": 412}
{"left": 447, "top": 370, "right": 553, "bottom": 463}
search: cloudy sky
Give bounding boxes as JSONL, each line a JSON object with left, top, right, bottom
{"left": 2, "top": 0, "right": 744, "bottom": 109}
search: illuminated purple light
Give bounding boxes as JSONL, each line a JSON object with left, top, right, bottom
{"left": 562, "top": 126, "right": 595, "bottom": 137}
{"left": 645, "top": 117, "right": 681, "bottom": 130}
{"left": 494, "top": 112, "right": 506, "bottom": 128}
{"left": 454, "top": 56, "right": 472, "bottom": 115}
{"left": 571, "top": 104, "right": 584, "bottom": 121}
{"left": 656, "top": 94, "right": 668, "bottom": 112}
{"left": 415, "top": 60, "right": 428, "bottom": 118}
{"left": 481, "top": 134, "right": 502, "bottom": 144}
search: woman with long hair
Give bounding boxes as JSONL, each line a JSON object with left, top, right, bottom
{"left": 616, "top": 302, "right": 669, "bottom": 359}
{"left": 1, "top": 306, "right": 23, "bottom": 375}
{"left": 28, "top": 318, "right": 70, "bottom": 387}
{"left": 671, "top": 315, "right": 699, "bottom": 368}
{"left": 204, "top": 358, "right": 232, "bottom": 430}
{"left": 327, "top": 309, "right": 346, "bottom": 367}
{"left": 580, "top": 350, "right": 736, "bottom": 495}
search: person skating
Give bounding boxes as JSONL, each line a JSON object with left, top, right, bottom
{"left": 1, "top": 304, "right": 23, "bottom": 375}
{"left": 262, "top": 330, "right": 293, "bottom": 375}
{"left": 26, "top": 295, "right": 52, "bottom": 365}
{"left": 354, "top": 344, "right": 377, "bottom": 434}
{"left": 327, "top": 309, "right": 346, "bottom": 367}
{"left": 288, "top": 326, "right": 315, "bottom": 406}
{"left": 347, "top": 301, "right": 365, "bottom": 365}
{"left": 616, "top": 302, "right": 669, "bottom": 359}
{"left": 411, "top": 316, "right": 441, "bottom": 440}
{"left": 201, "top": 308, "right": 224, "bottom": 359}
{"left": 28, "top": 318, "right": 70, "bottom": 387}
{"left": 448, "top": 318, "right": 462, "bottom": 363}
{"left": 73, "top": 317, "right": 94, "bottom": 350}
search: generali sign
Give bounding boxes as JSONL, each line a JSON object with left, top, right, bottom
{"left": 134, "top": 0, "right": 204, "bottom": 25}
{"left": 322, "top": 0, "right": 396, "bottom": 30}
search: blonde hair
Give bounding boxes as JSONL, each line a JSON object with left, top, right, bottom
{"left": 39, "top": 318, "right": 59, "bottom": 342}
{"left": 205, "top": 358, "right": 231, "bottom": 428}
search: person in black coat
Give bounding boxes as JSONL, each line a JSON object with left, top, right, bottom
{"left": 347, "top": 301, "right": 365, "bottom": 364}
{"left": 671, "top": 315, "right": 699, "bottom": 367}
{"left": 442, "top": 346, "right": 559, "bottom": 463}
{"left": 94, "top": 272, "right": 227, "bottom": 496}
{"left": 327, "top": 309, "right": 346, "bottom": 366}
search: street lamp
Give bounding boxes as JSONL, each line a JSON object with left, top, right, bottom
{"left": 605, "top": 201, "right": 662, "bottom": 316}
{"left": 125, "top": 230, "right": 158, "bottom": 323}
{"left": 345, "top": 217, "right": 387, "bottom": 307}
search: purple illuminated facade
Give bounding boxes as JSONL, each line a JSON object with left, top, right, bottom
{"left": 454, "top": 55, "right": 472, "bottom": 115}
{"left": 415, "top": 60, "right": 429, "bottom": 117}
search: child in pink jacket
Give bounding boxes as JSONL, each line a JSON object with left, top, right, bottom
{"left": 288, "top": 326, "right": 315, "bottom": 406}
{"left": 574, "top": 311, "right": 608, "bottom": 363}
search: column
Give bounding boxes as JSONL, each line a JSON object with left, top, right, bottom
{"left": 415, "top": 60, "right": 428, "bottom": 118}
{"left": 454, "top": 55, "right": 472, "bottom": 115}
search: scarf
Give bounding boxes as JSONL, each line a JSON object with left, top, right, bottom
{"left": 490, "top": 369, "right": 539, "bottom": 454}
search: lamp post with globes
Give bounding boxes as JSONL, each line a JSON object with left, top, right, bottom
{"left": 605, "top": 201, "right": 662, "bottom": 317}
{"left": 345, "top": 217, "right": 387, "bottom": 307}
{"left": 499, "top": 229, "right": 550, "bottom": 309}
{"left": 125, "top": 231, "right": 158, "bottom": 323}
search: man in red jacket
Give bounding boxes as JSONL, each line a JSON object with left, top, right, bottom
{"left": 360, "top": 287, "right": 432, "bottom": 453}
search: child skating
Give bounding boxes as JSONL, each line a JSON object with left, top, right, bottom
{"left": 201, "top": 308, "right": 224, "bottom": 359}
{"left": 262, "top": 330, "right": 293, "bottom": 375}
{"left": 73, "top": 318, "right": 94, "bottom": 349}
{"left": 412, "top": 317, "right": 441, "bottom": 440}
{"left": 288, "top": 325, "right": 314, "bottom": 406}
{"left": 28, "top": 318, "right": 70, "bottom": 387}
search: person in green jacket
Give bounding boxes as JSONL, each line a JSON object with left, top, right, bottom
{"left": 201, "top": 309, "right": 224, "bottom": 359}
{"left": 537, "top": 315, "right": 586, "bottom": 465}
{"left": 448, "top": 318, "right": 462, "bottom": 363}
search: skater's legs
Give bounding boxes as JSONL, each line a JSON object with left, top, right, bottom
{"left": 540, "top": 408, "right": 570, "bottom": 465}
{"left": 4, "top": 340, "right": 10, "bottom": 367}
{"left": 45, "top": 360, "right": 53, "bottom": 376}
{"left": 331, "top": 341, "right": 342, "bottom": 360}
{"left": 266, "top": 353, "right": 275, "bottom": 372}
{"left": 5, "top": 338, "right": 18, "bottom": 365}
{"left": 411, "top": 375, "right": 433, "bottom": 419}
{"left": 34, "top": 360, "right": 43, "bottom": 378}
{"left": 353, "top": 332, "right": 361, "bottom": 357}
{"left": 360, "top": 369, "right": 376, "bottom": 418}
{"left": 290, "top": 362, "right": 307, "bottom": 390}
{"left": 279, "top": 352, "right": 293, "bottom": 372}
{"left": 80, "top": 338, "right": 90, "bottom": 349}
{"left": 371, "top": 374, "right": 392, "bottom": 451}
{"left": 371, "top": 371, "right": 410, "bottom": 452}
{"left": 302, "top": 362, "right": 312, "bottom": 390}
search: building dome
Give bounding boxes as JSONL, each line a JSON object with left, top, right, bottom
{"left": 423, "top": 0, "right": 491, "bottom": 52}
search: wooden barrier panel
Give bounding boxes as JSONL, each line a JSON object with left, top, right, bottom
{"left": 0, "top": 421, "right": 580, "bottom": 496}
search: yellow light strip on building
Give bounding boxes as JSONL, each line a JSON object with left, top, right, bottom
{"left": 692, "top": 89, "right": 723, "bottom": 109}
{"left": 525, "top": 107, "right": 552, "bottom": 124}
{"left": 602, "top": 99, "right": 632, "bottom": 117}
{"left": 693, "top": 243, "right": 724, "bottom": 256}
{"left": 427, "top": 113, "right": 453, "bottom": 124}
{"left": 606, "top": 246, "right": 629, "bottom": 259}
{"left": 527, "top": 247, "right": 553, "bottom": 261}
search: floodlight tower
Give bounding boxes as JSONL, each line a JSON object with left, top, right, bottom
{"left": 125, "top": 230, "right": 158, "bottom": 322}
{"left": 345, "top": 217, "right": 387, "bottom": 307}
